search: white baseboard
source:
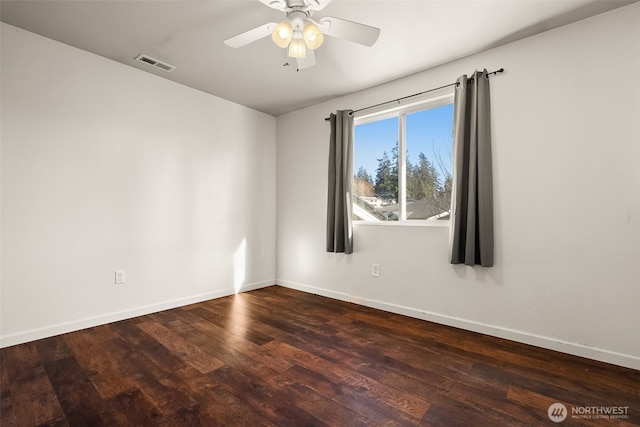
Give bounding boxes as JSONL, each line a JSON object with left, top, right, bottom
{"left": 0, "top": 280, "right": 274, "bottom": 348}
{"left": 276, "top": 279, "right": 640, "bottom": 371}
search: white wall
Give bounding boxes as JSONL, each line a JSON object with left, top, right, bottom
{"left": 2, "top": 4, "right": 639, "bottom": 369}
{"left": 276, "top": 4, "right": 640, "bottom": 369}
{"left": 1, "top": 23, "right": 277, "bottom": 346}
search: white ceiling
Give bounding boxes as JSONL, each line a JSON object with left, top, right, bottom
{"left": 1, "top": 0, "right": 635, "bottom": 116}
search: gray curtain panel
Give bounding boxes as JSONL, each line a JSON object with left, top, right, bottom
{"left": 326, "top": 110, "right": 354, "bottom": 254}
{"left": 449, "top": 70, "right": 494, "bottom": 267}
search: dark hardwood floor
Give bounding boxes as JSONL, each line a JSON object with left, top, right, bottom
{"left": 1, "top": 285, "right": 638, "bottom": 426}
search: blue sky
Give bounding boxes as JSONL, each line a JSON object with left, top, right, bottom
{"left": 354, "top": 103, "right": 454, "bottom": 182}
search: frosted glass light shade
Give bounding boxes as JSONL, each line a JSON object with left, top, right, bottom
{"left": 302, "top": 22, "right": 324, "bottom": 49}
{"left": 288, "top": 37, "right": 306, "bottom": 58}
{"left": 272, "top": 21, "right": 293, "bottom": 48}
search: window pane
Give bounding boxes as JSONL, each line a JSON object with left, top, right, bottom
{"left": 405, "top": 104, "right": 453, "bottom": 220}
{"left": 354, "top": 116, "right": 399, "bottom": 221}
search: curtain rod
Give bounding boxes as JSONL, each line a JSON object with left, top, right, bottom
{"left": 324, "top": 68, "right": 504, "bottom": 121}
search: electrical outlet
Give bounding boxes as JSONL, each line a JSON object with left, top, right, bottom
{"left": 115, "top": 270, "right": 126, "bottom": 284}
{"left": 371, "top": 264, "right": 380, "bottom": 277}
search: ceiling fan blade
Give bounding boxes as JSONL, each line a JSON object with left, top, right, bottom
{"left": 258, "top": 0, "right": 287, "bottom": 11}
{"left": 224, "top": 22, "right": 277, "bottom": 48}
{"left": 296, "top": 48, "right": 316, "bottom": 70}
{"left": 307, "top": 0, "right": 333, "bottom": 11}
{"left": 318, "top": 17, "right": 380, "bottom": 47}
{"left": 259, "top": 0, "right": 330, "bottom": 12}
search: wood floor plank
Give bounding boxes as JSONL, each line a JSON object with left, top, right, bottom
{"left": 35, "top": 335, "right": 74, "bottom": 363}
{"left": 473, "top": 359, "right": 640, "bottom": 419}
{"left": 137, "top": 321, "right": 225, "bottom": 374}
{"left": 2, "top": 285, "right": 638, "bottom": 426}
{"left": 268, "top": 370, "right": 379, "bottom": 427}
{"left": 103, "top": 388, "right": 162, "bottom": 426}
{"left": 107, "top": 320, "right": 209, "bottom": 417}
{"left": 104, "top": 337, "right": 199, "bottom": 418}
{"left": 264, "top": 339, "right": 431, "bottom": 419}
{"left": 283, "top": 363, "right": 422, "bottom": 425}
{"left": 43, "top": 356, "right": 116, "bottom": 426}
{"left": 187, "top": 301, "right": 307, "bottom": 357}
{"left": 63, "top": 331, "right": 135, "bottom": 399}
{"left": 210, "top": 365, "right": 328, "bottom": 427}
{"left": 285, "top": 327, "right": 457, "bottom": 402}
{"left": 327, "top": 316, "right": 477, "bottom": 381}
{"left": 111, "top": 317, "right": 274, "bottom": 425}
{"left": 421, "top": 397, "right": 518, "bottom": 427}
{"left": 440, "top": 381, "right": 537, "bottom": 425}
{"left": 158, "top": 307, "right": 293, "bottom": 374}
{"left": 194, "top": 295, "right": 278, "bottom": 346}
{"left": 0, "top": 346, "right": 18, "bottom": 427}
{"left": 163, "top": 308, "right": 381, "bottom": 426}
{"left": 2, "top": 343, "right": 67, "bottom": 426}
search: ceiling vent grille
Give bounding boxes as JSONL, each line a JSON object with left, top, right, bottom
{"left": 135, "top": 54, "right": 175, "bottom": 72}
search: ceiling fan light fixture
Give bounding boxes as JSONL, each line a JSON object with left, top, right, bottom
{"left": 272, "top": 20, "right": 293, "bottom": 48}
{"left": 224, "top": 0, "right": 381, "bottom": 69}
{"left": 288, "top": 36, "right": 306, "bottom": 58}
{"left": 302, "top": 22, "right": 324, "bottom": 49}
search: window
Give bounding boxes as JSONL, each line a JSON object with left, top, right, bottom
{"left": 353, "top": 93, "right": 453, "bottom": 223}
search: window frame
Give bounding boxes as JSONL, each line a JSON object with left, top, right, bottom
{"left": 353, "top": 91, "right": 454, "bottom": 227}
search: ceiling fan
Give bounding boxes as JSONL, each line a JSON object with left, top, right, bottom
{"left": 224, "top": 0, "right": 381, "bottom": 70}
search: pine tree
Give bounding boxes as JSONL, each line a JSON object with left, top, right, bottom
{"left": 355, "top": 166, "right": 373, "bottom": 184}
{"left": 437, "top": 173, "right": 452, "bottom": 212}
{"left": 374, "top": 149, "right": 398, "bottom": 201}
{"left": 407, "top": 152, "right": 441, "bottom": 202}
{"left": 354, "top": 166, "right": 375, "bottom": 197}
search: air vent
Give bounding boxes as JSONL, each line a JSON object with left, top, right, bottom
{"left": 134, "top": 54, "right": 175, "bottom": 72}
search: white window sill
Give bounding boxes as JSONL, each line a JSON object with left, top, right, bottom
{"left": 354, "top": 220, "right": 450, "bottom": 228}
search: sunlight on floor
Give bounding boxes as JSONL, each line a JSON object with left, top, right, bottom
{"left": 229, "top": 293, "right": 248, "bottom": 338}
